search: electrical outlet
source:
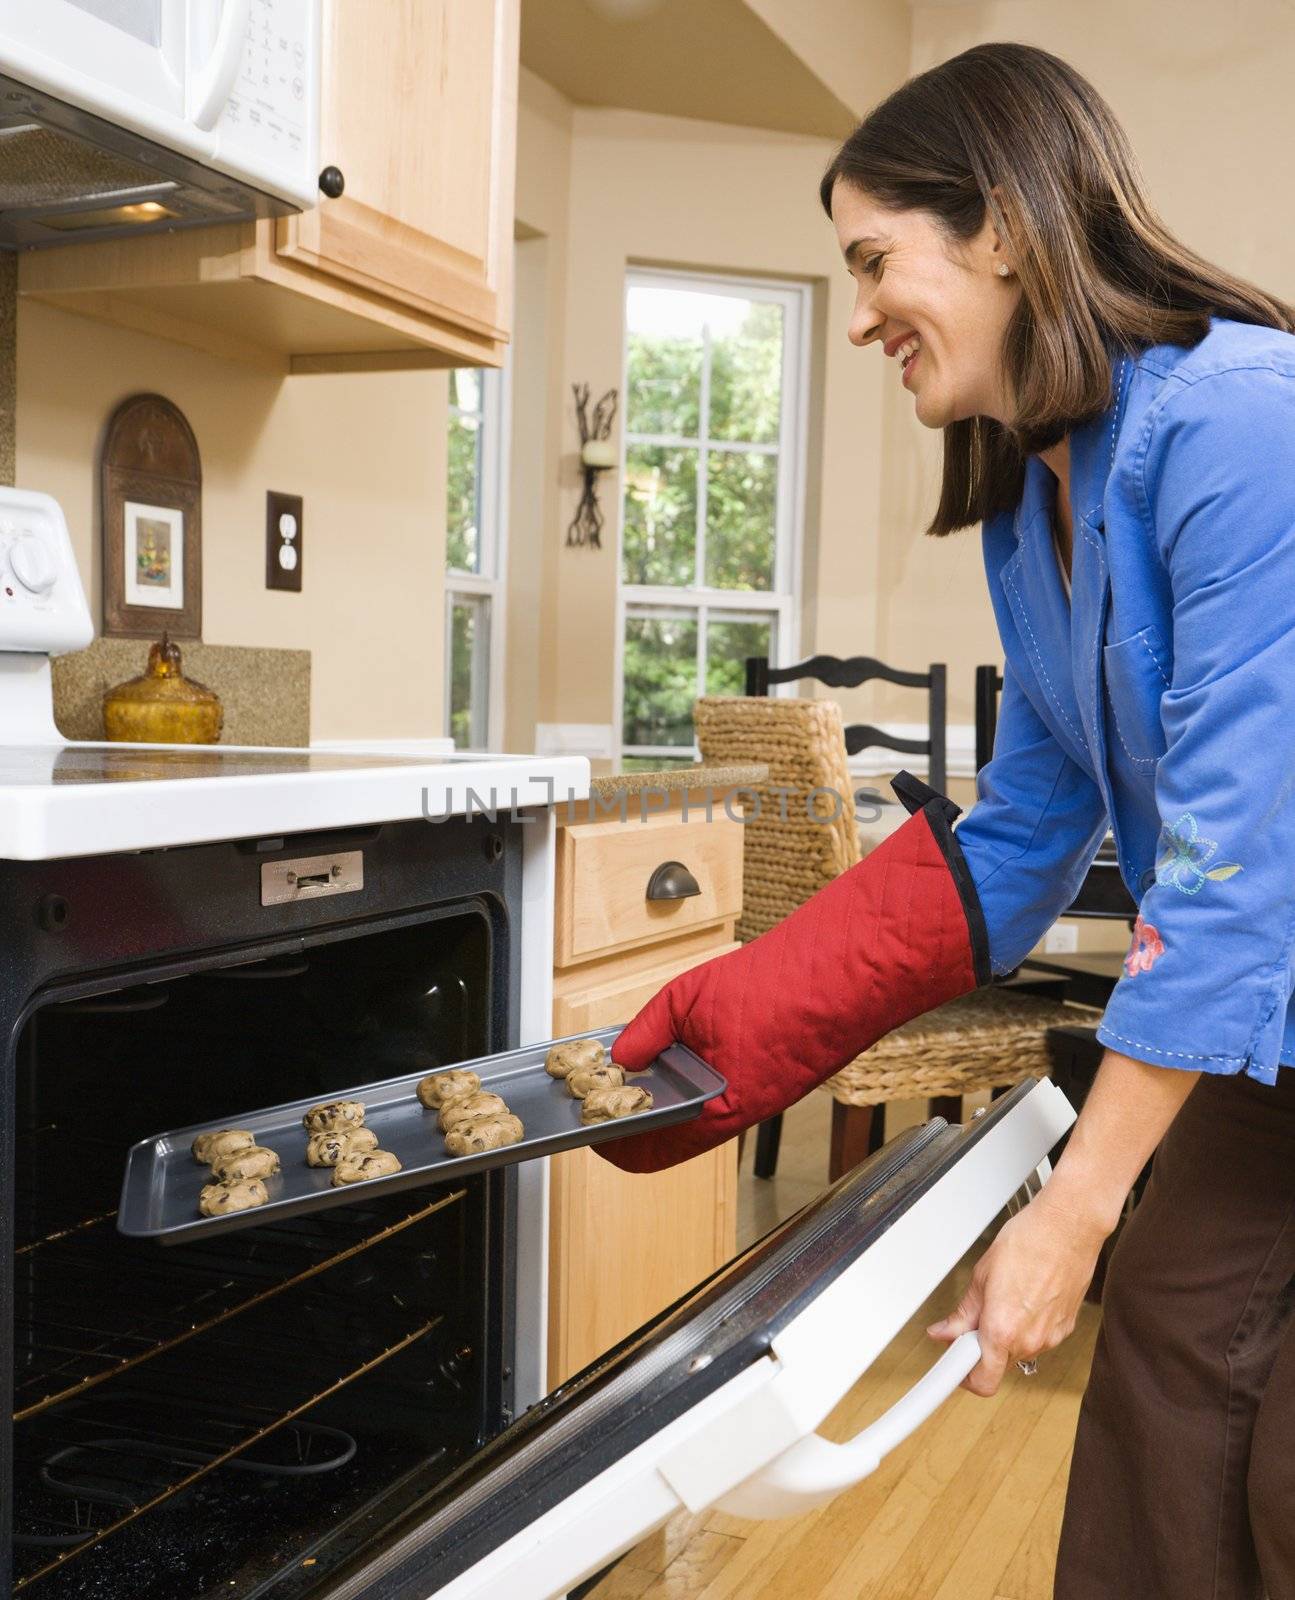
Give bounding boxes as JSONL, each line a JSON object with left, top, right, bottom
{"left": 1044, "top": 922, "right": 1079, "bottom": 954}
{"left": 266, "top": 491, "right": 303, "bottom": 592}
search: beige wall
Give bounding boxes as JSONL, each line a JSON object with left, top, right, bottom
{"left": 15, "top": 303, "right": 448, "bottom": 742}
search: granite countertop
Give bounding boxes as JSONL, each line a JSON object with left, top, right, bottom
{"left": 586, "top": 759, "right": 769, "bottom": 801}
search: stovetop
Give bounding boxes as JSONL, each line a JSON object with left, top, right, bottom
{"left": 0, "top": 743, "right": 452, "bottom": 784}
{"left": 0, "top": 741, "right": 590, "bottom": 860}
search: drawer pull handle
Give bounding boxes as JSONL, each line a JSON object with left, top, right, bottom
{"left": 646, "top": 860, "right": 701, "bottom": 902}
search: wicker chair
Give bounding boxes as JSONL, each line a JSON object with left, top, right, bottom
{"left": 694, "top": 694, "right": 1099, "bottom": 1182}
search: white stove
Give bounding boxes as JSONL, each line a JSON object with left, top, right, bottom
{"left": 0, "top": 488, "right": 589, "bottom": 859}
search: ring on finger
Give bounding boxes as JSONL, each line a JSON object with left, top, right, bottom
{"left": 1016, "top": 1357, "right": 1039, "bottom": 1377}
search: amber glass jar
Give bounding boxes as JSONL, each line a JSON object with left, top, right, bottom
{"left": 103, "top": 635, "right": 223, "bottom": 744}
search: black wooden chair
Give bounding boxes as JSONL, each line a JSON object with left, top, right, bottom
{"left": 742, "top": 653, "right": 948, "bottom": 1179}
{"left": 974, "top": 665, "right": 1137, "bottom": 919}
{"left": 745, "top": 654, "right": 947, "bottom": 794}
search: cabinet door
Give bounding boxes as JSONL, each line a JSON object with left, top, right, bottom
{"left": 277, "top": 0, "right": 517, "bottom": 351}
{"left": 548, "top": 937, "right": 740, "bottom": 1388}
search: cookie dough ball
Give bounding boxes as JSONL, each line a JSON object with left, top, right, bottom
{"left": 331, "top": 1149, "right": 402, "bottom": 1187}
{"left": 192, "top": 1128, "right": 255, "bottom": 1166}
{"left": 566, "top": 1064, "right": 626, "bottom": 1100}
{"left": 210, "top": 1145, "right": 280, "bottom": 1183}
{"left": 545, "top": 1038, "right": 607, "bottom": 1079}
{"left": 444, "top": 1114, "right": 525, "bottom": 1157}
{"left": 305, "top": 1127, "right": 380, "bottom": 1168}
{"left": 580, "top": 1085, "right": 654, "bottom": 1124}
{"left": 438, "top": 1091, "right": 508, "bottom": 1134}
{"left": 198, "top": 1178, "right": 269, "bottom": 1216}
{"left": 303, "top": 1099, "right": 366, "bottom": 1135}
{"left": 416, "top": 1068, "right": 481, "bottom": 1109}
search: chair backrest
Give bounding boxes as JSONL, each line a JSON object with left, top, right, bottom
{"left": 974, "top": 664, "right": 1004, "bottom": 773}
{"left": 974, "top": 662, "right": 1137, "bottom": 921}
{"left": 694, "top": 694, "right": 860, "bottom": 943}
{"left": 746, "top": 654, "right": 947, "bottom": 795}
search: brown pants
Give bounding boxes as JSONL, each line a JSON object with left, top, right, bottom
{"left": 1055, "top": 1068, "right": 1295, "bottom": 1600}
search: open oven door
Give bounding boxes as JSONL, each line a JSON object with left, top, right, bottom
{"left": 322, "top": 1076, "right": 1075, "bottom": 1600}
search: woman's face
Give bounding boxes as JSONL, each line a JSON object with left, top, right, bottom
{"left": 831, "top": 180, "right": 1022, "bottom": 429}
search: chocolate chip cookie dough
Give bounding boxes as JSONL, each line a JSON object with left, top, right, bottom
{"left": 580, "top": 1085, "right": 654, "bottom": 1124}
{"left": 199, "top": 1178, "right": 269, "bottom": 1216}
{"left": 303, "top": 1099, "right": 366, "bottom": 1135}
{"left": 305, "top": 1127, "right": 379, "bottom": 1168}
{"left": 566, "top": 1064, "right": 625, "bottom": 1100}
{"left": 210, "top": 1145, "right": 280, "bottom": 1184}
{"left": 545, "top": 1038, "right": 608, "bottom": 1079}
{"left": 331, "top": 1149, "right": 402, "bottom": 1186}
{"left": 444, "top": 1114, "right": 525, "bottom": 1158}
{"left": 192, "top": 1128, "right": 255, "bottom": 1166}
{"left": 438, "top": 1091, "right": 508, "bottom": 1134}
{"left": 416, "top": 1069, "right": 481, "bottom": 1109}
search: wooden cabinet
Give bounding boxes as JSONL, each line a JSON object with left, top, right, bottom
{"left": 547, "top": 795, "right": 741, "bottom": 1390}
{"left": 20, "top": 0, "right": 518, "bottom": 373}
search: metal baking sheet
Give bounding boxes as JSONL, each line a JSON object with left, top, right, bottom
{"left": 118, "top": 1026, "right": 725, "bottom": 1244}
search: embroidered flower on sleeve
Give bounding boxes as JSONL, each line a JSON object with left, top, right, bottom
{"left": 1124, "top": 914, "right": 1165, "bottom": 978}
{"left": 1154, "top": 813, "right": 1243, "bottom": 895}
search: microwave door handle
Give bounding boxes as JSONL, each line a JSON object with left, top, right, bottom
{"left": 715, "top": 1331, "right": 982, "bottom": 1520}
{"left": 188, "top": 0, "right": 252, "bottom": 130}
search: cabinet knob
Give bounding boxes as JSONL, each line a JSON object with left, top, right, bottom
{"left": 318, "top": 165, "right": 346, "bottom": 198}
{"left": 646, "top": 860, "right": 701, "bottom": 902}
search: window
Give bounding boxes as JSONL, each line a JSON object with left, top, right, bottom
{"left": 617, "top": 270, "right": 808, "bottom": 766}
{"left": 445, "top": 366, "right": 508, "bottom": 751}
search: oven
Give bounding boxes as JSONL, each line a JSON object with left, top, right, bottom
{"left": 3, "top": 810, "right": 540, "bottom": 1599}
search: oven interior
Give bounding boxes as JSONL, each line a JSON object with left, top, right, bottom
{"left": 10, "top": 907, "right": 513, "bottom": 1600}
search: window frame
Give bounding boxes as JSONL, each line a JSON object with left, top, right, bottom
{"left": 445, "top": 361, "right": 510, "bottom": 752}
{"left": 615, "top": 266, "right": 810, "bottom": 763}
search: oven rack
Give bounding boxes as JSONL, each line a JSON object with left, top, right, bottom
{"left": 13, "top": 1275, "right": 451, "bottom": 1590}
{"left": 13, "top": 1189, "right": 466, "bottom": 1421}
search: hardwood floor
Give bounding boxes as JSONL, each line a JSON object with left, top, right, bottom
{"left": 587, "top": 1091, "right": 1101, "bottom": 1600}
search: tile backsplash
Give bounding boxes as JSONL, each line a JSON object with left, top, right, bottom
{"left": 53, "top": 638, "right": 311, "bottom": 746}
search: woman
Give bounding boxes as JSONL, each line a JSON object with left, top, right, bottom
{"left": 608, "top": 42, "right": 1295, "bottom": 1599}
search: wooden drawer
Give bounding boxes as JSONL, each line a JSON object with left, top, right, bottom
{"left": 555, "top": 808, "right": 744, "bottom": 968}
{"left": 552, "top": 926, "right": 740, "bottom": 1034}
{"left": 548, "top": 930, "right": 738, "bottom": 1387}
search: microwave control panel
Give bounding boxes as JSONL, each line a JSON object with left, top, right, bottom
{"left": 217, "top": 0, "right": 318, "bottom": 205}
{"left": 0, "top": 489, "right": 94, "bottom": 656}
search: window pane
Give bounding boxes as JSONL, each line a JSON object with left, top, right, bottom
{"left": 625, "top": 286, "right": 703, "bottom": 437}
{"left": 705, "top": 615, "right": 775, "bottom": 697}
{"left": 447, "top": 412, "right": 481, "bottom": 573}
{"left": 622, "top": 613, "right": 698, "bottom": 748}
{"left": 705, "top": 450, "right": 776, "bottom": 590}
{"left": 709, "top": 299, "right": 784, "bottom": 445}
{"left": 449, "top": 594, "right": 490, "bottom": 750}
{"left": 450, "top": 368, "right": 481, "bottom": 414}
{"left": 622, "top": 445, "right": 697, "bottom": 586}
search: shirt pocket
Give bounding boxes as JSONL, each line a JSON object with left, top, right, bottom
{"left": 1103, "top": 624, "right": 1171, "bottom": 769}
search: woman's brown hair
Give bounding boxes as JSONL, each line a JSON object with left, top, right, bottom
{"left": 820, "top": 43, "right": 1295, "bottom": 535}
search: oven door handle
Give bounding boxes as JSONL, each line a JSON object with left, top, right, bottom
{"left": 715, "top": 1330, "right": 981, "bottom": 1520}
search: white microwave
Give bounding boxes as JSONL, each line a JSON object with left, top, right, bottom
{"left": 0, "top": 0, "right": 321, "bottom": 249}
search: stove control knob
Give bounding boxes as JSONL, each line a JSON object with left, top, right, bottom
{"left": 9, "top": 533, "right": 57, "bottom": 594}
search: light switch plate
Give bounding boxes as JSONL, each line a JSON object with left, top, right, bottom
{"left": 266, "top": 491, "right": 303, "bottom": 592}
{"left": 1044, "top": 922, "right": 1079, "bottom": 954}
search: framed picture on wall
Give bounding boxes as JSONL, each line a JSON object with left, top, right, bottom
{"left": 123, "top": 501, "right": 185, "bottom": 610}
{"left": 101, "top": 393, "right": 202, "bottom": 639}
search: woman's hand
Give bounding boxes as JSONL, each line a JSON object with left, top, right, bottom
{"left": 927, "top": 1050, "right": 1199, "bottom": 1396}
{"left": 925, "top": 1181, "right": 1111, "bottom": 1397}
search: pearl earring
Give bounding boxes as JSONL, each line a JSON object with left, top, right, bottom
{"left": 996, "top": 262, "right": 1011, "bottom": 277}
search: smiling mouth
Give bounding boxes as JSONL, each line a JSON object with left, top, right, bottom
{"left": 894, "top": 333, "right": 922, "bottom": 383}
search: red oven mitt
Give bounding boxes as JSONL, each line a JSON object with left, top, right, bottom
{"left": 600, "top": 773, "right": 990, "bottom": 1173}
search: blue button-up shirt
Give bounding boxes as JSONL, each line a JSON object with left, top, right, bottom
{"left": 953, "top": 317, "right": 1295, "bottom": 1083}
